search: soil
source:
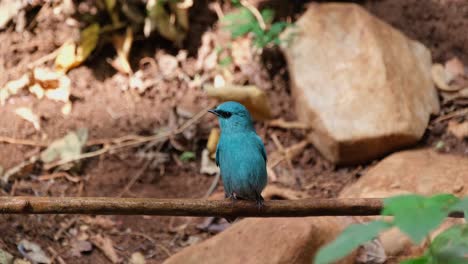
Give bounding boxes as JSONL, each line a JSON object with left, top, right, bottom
{"left": 0, "top": 0, "right": 467, "bottom": 263}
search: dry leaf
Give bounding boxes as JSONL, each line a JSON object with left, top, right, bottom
{"left": 14, "top": 107, "right": 41, "bottom": 130}
{"left": 90, "top": 235, "right": 120, "bottom": 263}
{"left": 200, "top": 148, "right": 219, "bottom": 175}
{"left": 76, "top": 23, "right": 100, "bottom": 63}
{"left": 0, "top": 248, "right": 13, "bottom": 264}
{"left": 441, "top": 88, "right": 468, "bottom": 102}
{"left": 0, "top": 74, "right": 31, "bottom": 104}
{"left": 61, "top": 101, "right": 72, "bottom": 115}
{"left": 268, "top": 118, "right": 310, "bottom": 129}
{"left": 448, "top": 120, "right": 468, "bottom": 140}
{"left": 444, "top": 57, "right": 465, "bottom": 80}
{"left": 55, "top": 42, "right": 79, "bottom": 73}
{"left": 29, "top": 83, "right": 45, "bottom": 99}
{"left": 17, "top": 240, "right": 51, "bottom": 264}
{"left": 204, "top": 83, "right": 272, "bottom": 120}
{"left": 81, "top": 216, "right": 116, "bottom": 229}
{"left": 262, "top": 185, "right": 309, "bottom": 200}
{"left": 0, "top": 0, "right": 26, "bottom": 29}
{"left": 55, "top": 24, "right": 100, "bottom": 73}
{"left": 129, "top": 252, "right": 146, "bottom": 264}
{"left": 110, "top": 27, "right": 133, "bottom": 74}
{"left": 144, "top": 0, "right": 187, "bottom": 45}
{"left": 158, "top": 54, "right": 178, "bottom": 78}
{"left": 40, "top": 128, "right": 88, "bottom": 163}
{"left": 432, "top": 63, "right": 463, "bottom": 92}
{"left": 206, "top": 128, "right": 220, "bottom": 156}
{"left": 70, "top": 240, "right": 93, "bottom": 257}
{"left": 42, "top": 74, "right": 71, "bottom": 102}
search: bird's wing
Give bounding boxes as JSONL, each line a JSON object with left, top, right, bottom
{"left": 255, "top": 134, "right": 267, "bottom": 162}
{"left": 215, "top": 140, "right": 221, "bottom": 167}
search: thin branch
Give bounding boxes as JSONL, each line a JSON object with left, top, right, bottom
{"left": 0, "top": 196, "right": 381, "bottom": 216}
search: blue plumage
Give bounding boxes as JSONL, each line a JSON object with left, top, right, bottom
{"left": 209, "top": 101, "right": 268, "bottom": 207}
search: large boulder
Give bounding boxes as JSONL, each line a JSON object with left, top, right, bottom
{"left": 281, "top": 3, "right": 439, "bottom": 164}
{"left": 163, "top": 217, "right": 355, "bottom": 264}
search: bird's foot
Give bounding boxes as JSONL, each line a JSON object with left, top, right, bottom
{"left": 255, "top": 195, "right": 265, "bottom": 209}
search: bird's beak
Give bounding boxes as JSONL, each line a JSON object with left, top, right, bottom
{"left": 208, "top": 109, "right": 220, "bottom": 117}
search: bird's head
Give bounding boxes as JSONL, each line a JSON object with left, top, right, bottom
{"left": 208, "top": 101, "right": 254, "bottom": 133}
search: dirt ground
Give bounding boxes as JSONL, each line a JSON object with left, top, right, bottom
{"left": 0, "top": 0, "right": 467, "bottom": 263}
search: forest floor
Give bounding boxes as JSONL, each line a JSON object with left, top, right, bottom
{"left": 0, "top": 0, "right": 467, "bottom": 263}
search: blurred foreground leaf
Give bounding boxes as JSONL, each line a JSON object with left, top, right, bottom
{"left": 383, "top": 194, "right": 460, "bottom": 243}
{"left": 314, "top": 220, "right": 392, "bottom": 264}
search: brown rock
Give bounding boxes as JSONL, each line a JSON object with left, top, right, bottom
{"left": 163, "top": 217, "right": 355, "bottom": 264}
{"left": 281, "top": 3, "right": 439, "bottom": 165}
{"left": 340, "top": 149, "right": 468, "bottom": 197}
{"left": 340, "top": 148, "right": 468, "bottom": 257}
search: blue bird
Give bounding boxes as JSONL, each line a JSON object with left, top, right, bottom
{"left": 208, "top": 101, "right": 268, "bottom": 209}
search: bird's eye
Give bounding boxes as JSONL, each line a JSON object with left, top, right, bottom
{"left": 218, "top": 110, "right": 232, "bottom": 118}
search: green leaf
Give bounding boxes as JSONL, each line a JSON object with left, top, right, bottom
{"left": 261, "top": 9, "right": 274, "bottom": 25}
{"left": 314, "top": 220, "right": 392, "bottom": 264}
{"left": 430, "top": 224, "right": 468, "bottom": 264}
{"left": 400, "top": 256, "right": 431, "bottom": 264}
{"left": 450, "top": 197, "right": 468, "bottom": 221}
{"left": 180, "top": 151, "right": 195, "bottom": 162}
{"left": 77, "top": 23, "right": 100, "bottom": 62}
{"left": 219, "top": 56, "right": 232, "bottom": 67}
{"left": 40, "top": 128, "right": 88, "bottom": 163}
{"left": 383, "top": 194, "right": 460, "bottom": 243}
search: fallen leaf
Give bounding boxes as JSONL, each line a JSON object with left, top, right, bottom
{"left": 0, "top": 74, "right": 31, "bottom": 105}
{"left": 77, "top": 23, "right": 100, "bottom": 62}
{"left": 441, "top": 88, "right": 468, "bottom": 102}
{"left": 17, "top": 240, "right": 51, "bottom": 264}
{"left": 40, "top": 128, "right": 88, "bottom": 164}
{"left": 0, "top": 248, "right": 13, "bottom": 264}
{"left": 28, "top": 84, "right": 45, "bottom": 99}
{"left": 81, "top": 216, "right": 116, "bottom": 229}
{"left": 13, "top": 259, "right": 31, "bottom": 264}
{"left": 55, "top": 42, "right": 79, "bottom": 73}
{"left": 158, "top": 54, "right": 178, "bottom": 78}
{"left": 44, "top": 75, "right": 71, "bottom": 102}
{"left": 129, "top": 252, "right": 146, "bottom": 264}
{"left": 14, "top": 107, "right": 41, "bottom": 131}
{"left": 432, "top": 63, "right": 463, "bottom": 92}
{"left": 90, "top": 235, "right": 120, "bottom": 263}
{"left": 0, "top": 0, "right": 26, "bottom": 29}
{"left": 55, "top": 23, "right": 100, "bottom": 73}
{"left": 110, "top": 27, "right": 133, "bottom": 74}
{"left": 262, "top": 185, "right": 309, "bottom": 200}
{"left": 33, "top": 68, "right": 61, "bottom": 89}
{"left": 206, "top": 128, "right": 220, "bottom": 156}
{"left": 268, "top": 118, "right": 310, "bottom": 129}
{"left": 61, "top": 102, "right": 72, "bottom": 115}
{"left": 204, "top": 83, "right": 272, "bottom": 120}
{"left": 445, "top": 57, "right": 465, "bottom": 81}
{"left": 448, "top": 120, "right": 468, "bottom": 140}
{"left": 144, "top": 0, "right": 187, "bottom": 45}
{"left": 69, "top": 240, "right": 93, "bottom": 257}
{"left": 200, "top": 149, "right": 219, "bottom": 175}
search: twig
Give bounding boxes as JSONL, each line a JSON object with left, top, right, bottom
{"left": 240, "top": 0, "right": 266, "bottom": 30}
{"left": 203, "top": 172, "right": 220, "bottom": 198}
{"left": 43, "top": 104, "right": 215, "bottom": 170}
{"left": 117, "top": 160, "right": 151, "bottom": 197}
{"left": 0, "top": 136, "right": 49, "bottom": 147}
{"left": 27, "top": 48, "right": 60, "bottom": 69}
{"left": 432, "top": 108, "right": 468, "bottom": 124}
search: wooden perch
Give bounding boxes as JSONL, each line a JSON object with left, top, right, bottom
{"left": 1, "top": 197, "right": 381, "bottom": 216}
{"left": 0, "top": 197, "right": 463, "bottom": 217}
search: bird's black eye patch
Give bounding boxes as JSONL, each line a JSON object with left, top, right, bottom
{"left": 217, "top": 110, "right": 232, "bottom": 118}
